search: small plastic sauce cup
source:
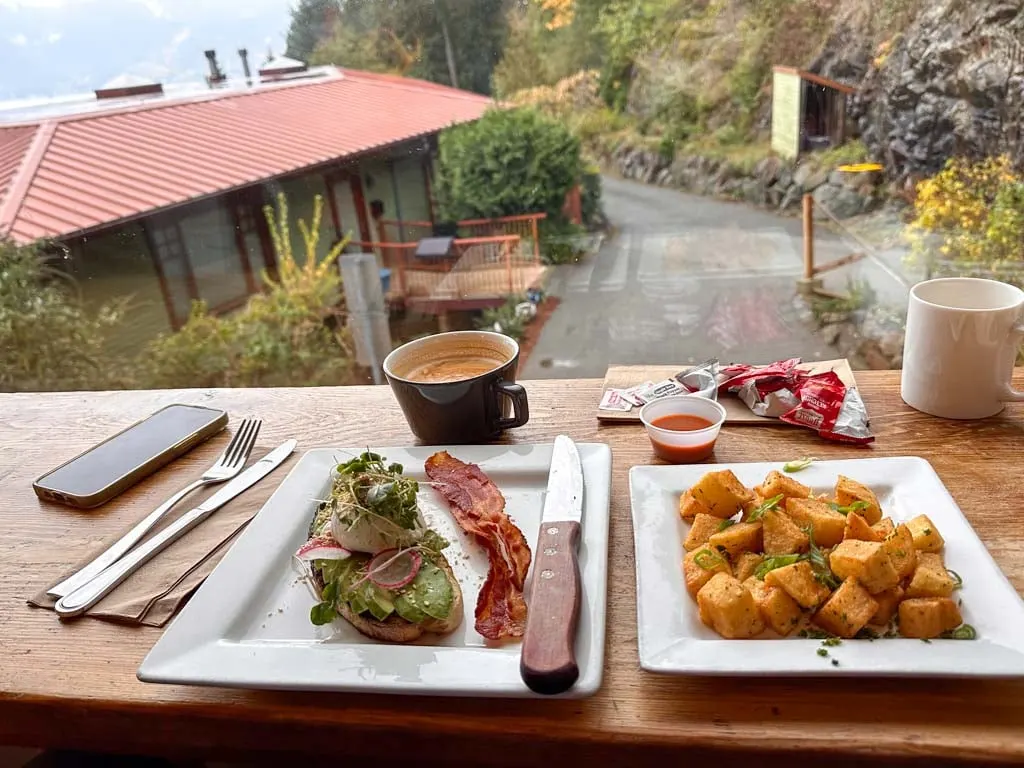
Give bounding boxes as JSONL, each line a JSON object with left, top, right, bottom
{"left": 639, "top": 395, "right": 727, "bottom": 464}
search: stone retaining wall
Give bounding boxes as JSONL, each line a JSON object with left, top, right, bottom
{"left": 609, "top": 143, "right": 883, "bottom": 220}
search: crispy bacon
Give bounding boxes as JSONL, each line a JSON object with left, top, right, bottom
{"left": 425, "top": 451, "right": 532, "bottom": 640}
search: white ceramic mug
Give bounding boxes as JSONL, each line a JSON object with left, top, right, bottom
{"left": 901, "top": 278, "right": 1024, "bottom": 419}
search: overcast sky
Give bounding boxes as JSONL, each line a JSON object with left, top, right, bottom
{"left": 0, "top": 0, "right": 294, "bottom": 100}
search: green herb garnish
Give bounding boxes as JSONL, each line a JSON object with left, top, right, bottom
{"left": 821, "top": 637, "right": 842, "bottom": 647}
{"left": 310, "top": 601, "right": 337, "bottom": 626}
{"left": 783, "top": 457, "right": 816, "bottom": 473}
{"left": 755, "top": 554, "right": 803, "bottom": 580}
{"left": 693, "top": 549, "right": 726, "bottom": 570}
{"left": 816, "top": 648, "right": 828, "bottom": 657}
{"left": 948, "top": 569, "right": 963, "bottom": 589}
{"left": 941, "top": 624, "right": 977, "bottom": 640}
{"left": 718, "top": 519, "right": 736, "bottom": 532}
{"left": 804, "top": 526, "right": 841, "bottom": 589}
{"left": 420, "top": 529, "right": 450, "bottom": 553}
{"left": 923, "top": 528, "right": 933, "bottom": 536}
{"left": 829, "top": 500, "right": 870, "bottom": 516}
{"left": 746, "top": 494, "right": 784, "bottom": 522}
{"left": 333, "top": 451, "right": 421, "bottom": 532}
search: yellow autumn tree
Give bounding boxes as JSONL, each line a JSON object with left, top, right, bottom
{"left": 908, "top": 155, "right": 1024, "bottom": 269}
{"left": 539, "top": 0, "right": 574, "bottom": 29}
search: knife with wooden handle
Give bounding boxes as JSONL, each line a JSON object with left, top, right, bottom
{"left": 520, "top": 435, "right": 584, "bottom": 695}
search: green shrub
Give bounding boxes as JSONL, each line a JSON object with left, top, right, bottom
{"left": 142, "top": 194, "right": 356, "bottom": 388}
{"left": 436, "top": 108, "right": 585, "bottom": 222}
{"left": 580, "top": 168, "right": 605, "bottom": 227}
{"left": 0, "top": 238, "right": 127, "bottom": 392}
{"left": 476, "top": 295, "right": 530, "bottom": 340}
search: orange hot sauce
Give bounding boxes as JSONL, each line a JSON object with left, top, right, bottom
{"left": 649, "top": 414, "right": 717, "bottom": 463}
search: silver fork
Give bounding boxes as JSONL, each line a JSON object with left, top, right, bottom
{"left": 47, "top": 417, "right": 262, "bottom": 599}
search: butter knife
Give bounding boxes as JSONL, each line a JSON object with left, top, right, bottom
{"left": 54, "top": 440, "right": 296, "bottom": 618}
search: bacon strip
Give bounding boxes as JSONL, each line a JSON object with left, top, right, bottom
{"left": 425, "top": 451, "right": 532, "bottom": 640}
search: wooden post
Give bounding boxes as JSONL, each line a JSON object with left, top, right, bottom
{"left": 802, "top": 194, "right": 814, "bottom": 280}
{"left": 531, "top": 216, "right": 541, "bottom": 265}
{"left": 504, "top": 239, "right": 514, "bottom": 294}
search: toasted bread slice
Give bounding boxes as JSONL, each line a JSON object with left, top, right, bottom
{"left": 313, "top": 554, "right": 464, "bottom": 643}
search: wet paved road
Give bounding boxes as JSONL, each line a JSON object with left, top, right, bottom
{"left": 522, "top": 176, "right": 842, "bottom": 379}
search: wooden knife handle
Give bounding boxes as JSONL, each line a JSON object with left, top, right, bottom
{"left": 520, "top": 520, "right": 581, "bottom": 695}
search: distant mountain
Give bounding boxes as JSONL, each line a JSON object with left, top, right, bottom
{"left": 0, "top": 0, "right": 292, "bottom": 100}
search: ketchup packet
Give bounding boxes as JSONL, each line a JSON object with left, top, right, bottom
{"left": 732, "top": 362, "right": 874, "bottom": 445}
{"left": 780, "top": 371, "right": 874, "bottom": 445}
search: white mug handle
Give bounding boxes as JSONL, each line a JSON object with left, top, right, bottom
{"left": 1000, "top": 321, "right": 1024, "bottom": 402}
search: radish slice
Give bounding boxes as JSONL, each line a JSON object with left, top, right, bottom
{"left": 295, "top": 536, "right": 352, "bottom": 561}
{"left": 367, "top": 548, "right": 422, "bottom": 590}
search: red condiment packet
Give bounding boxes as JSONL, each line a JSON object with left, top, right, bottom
{"left": 779, "top": 371, "right": 874, "bottom": 445}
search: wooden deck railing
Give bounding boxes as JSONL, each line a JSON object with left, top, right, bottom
{"left": 352, "top": 234, "right": 542, "bottom": 303}
{"left": 376, "top": 213, "right": 547, "bottom": 264}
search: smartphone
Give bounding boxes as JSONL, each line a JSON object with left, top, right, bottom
{"left": 33, "top": 404, "right": 228, "bottom": 508}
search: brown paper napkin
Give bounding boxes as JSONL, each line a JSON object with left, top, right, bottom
{"left": 29, "top": 448, "right": 298, "bottom": 627}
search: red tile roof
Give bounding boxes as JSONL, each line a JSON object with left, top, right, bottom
{"left": 0, "top": 69, "right": 491, "bottom": 244}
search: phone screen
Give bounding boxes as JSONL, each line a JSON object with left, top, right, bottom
{"left": 38, "top": 405, "right": 225, "bottom": 498}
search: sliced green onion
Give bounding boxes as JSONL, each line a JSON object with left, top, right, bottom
{"left": 941, "top": 624, "right": 977, "bottom": 640}
{"left": 717, "top": 519, "right": 736, "bottom": 532}
{"left": 829, "top": 500, "right": 870, "bottom": 516}
{"left": 747, "top": 494, "right": 785, "bottom": 522}
{"left": 694, "top": 549, "right": 726, "bottom": 570}
{"left": 948, "top": 569, "right": 963, "bottom": 589}
{"left": 755, "top": 553, "right": 804, "bottom": 579}
{"left": 783, "top": 457, "right": 816, "bottom": 473}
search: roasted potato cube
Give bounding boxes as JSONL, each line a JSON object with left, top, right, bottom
{"left": 708, "top": 521, "right": 763, "bottom": 559}
{"left": 844, "top": 512, "right": 881, "bottom": 542}
{"left": 786, "top": 498, "right": 846, "bottom": 548}
{"left": 882, "top": 524, "right": 918, "bottom": 581}
{"left": 870, "top": 586, "right": 904, "bottom": 625}
{"left": 696, "top": 573, "right": 765, "bottom": 639}
{"left": 683, "top": 547, "right": 731, "bottom": 597}
{"left": 905, "top": 552, "right": 955, "bottom": 598}
{"left": 898, "top": 597, "right": 962, "bottom": 639}
{"left": 757, "top": 470, "right": 812, "bottom": 501}
{"left": 684, "top": 513, "right": 725, "bottom": 551}
{"left": 813, "top": 578, "right": 879, "bottom": 638}
{"left": 906, "top": 514, "right": 944, "bottom": 553}
{"left": 835, "top": 475, "right": 882, "bottom": 524}
{"left": 762, "top": 508, "right": 810, "bottom": 556}
{"left": 679, "top": 489, "right": 712, "bottom": 522}
{"left": 734, "top": 552, "right": 765, "bottom": 582}
{"left": 688, "top": 470, "right": 754, "bottom": 519}
{"left": 744, "top": 576, "right": 802, "bottom": 636}
{"left": 872, "top": 518, "right": 896, "bottom": 538}
{"left": 828, "top": 539, "right": 900, "bottom": 594}
{"left": 764, "top": 560, "right": 831, "bottom": 609}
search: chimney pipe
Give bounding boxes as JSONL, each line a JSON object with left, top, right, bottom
{"left": 204, "top": 49, "right": 226, "bottom": 87}
{"left": 238, "top": 48, "right": 252, "bottom": 86}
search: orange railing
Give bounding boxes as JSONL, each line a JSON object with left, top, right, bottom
{"left": 376, "top": 213, "right": 547, "bottom": 264}
{"left": 353, "top": 234, "right": 540, "bottom": 302}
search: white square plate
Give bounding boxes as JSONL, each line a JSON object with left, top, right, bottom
{"left": 630, "top": 457, "right": 1024, "bottom": 676}
{"left": 139, "top": 443, "right": 611, "bottom": 697}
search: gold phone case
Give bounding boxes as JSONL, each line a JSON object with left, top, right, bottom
{"left": 32, "top": 404, "right": 228, "bottom": 509}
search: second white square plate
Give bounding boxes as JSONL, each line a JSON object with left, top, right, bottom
{"left": 630, "top": 457, "right": 1024, "bottom": 676}
{"left": 139, "top": 443, "right": 612, "bottom": 697}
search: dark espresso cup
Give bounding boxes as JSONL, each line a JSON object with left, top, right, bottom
{"left": 383, "top": 331, "right": 530, "bottom": 444}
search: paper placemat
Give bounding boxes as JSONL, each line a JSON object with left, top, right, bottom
{"left": 596, "top": 359, "right": 858, "bottom": 424}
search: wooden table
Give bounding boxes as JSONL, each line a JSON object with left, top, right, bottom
{"left": 1, "top": 372, "right": 1023, "bottom": 766}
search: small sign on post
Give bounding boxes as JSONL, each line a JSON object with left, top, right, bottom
{"left": 340, "top": 252, "right": 393, "bottom": 384}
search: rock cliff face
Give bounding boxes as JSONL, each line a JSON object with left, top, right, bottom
{"left": 835, "top": 0, "right": 1024, "bottom": 181}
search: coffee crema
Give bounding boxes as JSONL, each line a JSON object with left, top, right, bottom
{"left": 404, "top": 355, "right": 506, "bottom": 384}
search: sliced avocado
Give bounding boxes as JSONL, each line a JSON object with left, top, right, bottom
{"left": 393, "top": 591, "right": 429, "bottom": 624}
{"left": 409, "top": 563, "right": 454, "bottom": 620}
{"left": 362, "top": 581, "right": 395, "bottom": 621}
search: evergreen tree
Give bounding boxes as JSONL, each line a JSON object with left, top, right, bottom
{"left": 285, "top": 0, "right": 341, "bottom": 62}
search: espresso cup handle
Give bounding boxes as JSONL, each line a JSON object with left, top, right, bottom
{"left": 1000, "top": 321, "right": 1024, "bottom": 403}
{"left": 495, "top": 381, "right": 530, "bottom": 430}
